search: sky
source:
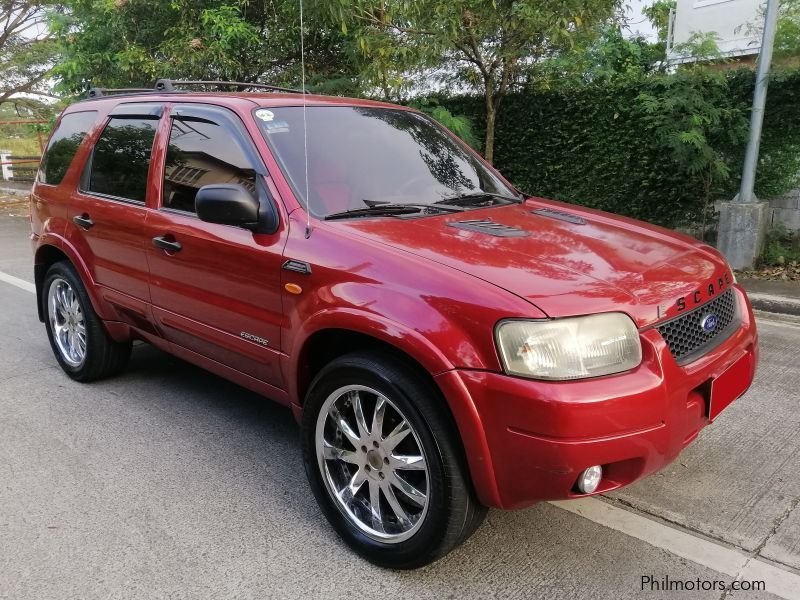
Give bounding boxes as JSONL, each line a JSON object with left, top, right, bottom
{"left": 625, "top": 0, "right": 659, "bottom": 42}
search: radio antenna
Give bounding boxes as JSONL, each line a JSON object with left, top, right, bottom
{"left": 299, "top": 0, "right": 312, "bottom": 238}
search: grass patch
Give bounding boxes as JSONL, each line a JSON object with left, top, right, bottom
{"left": 0, "top": 136, "right": 42, "bottom": 156}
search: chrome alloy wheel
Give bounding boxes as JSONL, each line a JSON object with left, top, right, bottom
{"left": 315, "top": 385, "right": 430, "bottom": 543}
{"left": 47, "top": 277, "right": 87, "bottom": 368}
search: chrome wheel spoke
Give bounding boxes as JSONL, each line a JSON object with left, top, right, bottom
{"left": 390, "top": 472, "right": 427, "bottom": 508}
{"left": 328, "top": 404, "right": 360, "bottom": 448}
{"left": 368, "top": 480, "right": 383, "bottom": 531}
{"left": 371, "top": 396, "right": 386, "bottom": 438}
{"left": 322, "top": 440, "right": 359, "bottom": 465}
{"left": 339, "top": 469, "right": 367, "bottom": 502}
{"left": 383, "top": 419, "right": 411, "bottom": 452}
{"left": 350, "top": 391, "right": 370, "bottom": 439}
{"left": 56, "top": 285, "right": 67, "bottom": 309}
{"left": 383, "top": 482, "right": 411, "bottom": 526}
{"left": 390, "top": 454, "right": 426, "bottom": 471}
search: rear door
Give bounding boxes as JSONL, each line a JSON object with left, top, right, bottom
{"left": 144, "top": 103, "right": 287, "bottom": 389}
{"left": 66, "top": 103, "right": 163, "bottom": 329}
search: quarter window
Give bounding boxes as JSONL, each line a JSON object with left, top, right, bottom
{"left": 162, "top": 117, "right": 257, "bottom": 214}
{"left": 38, "top": 111, "right": 97, "bottom": 185}
{"left": 87, "top": 117, "right": 158, "bottom": 203}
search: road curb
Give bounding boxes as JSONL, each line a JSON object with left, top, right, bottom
{"left": 747, "top": 292, "right": 800, "bottom": 317}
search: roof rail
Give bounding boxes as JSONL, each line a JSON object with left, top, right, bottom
{"left": 154, "top": 79, "right": 305, "bottom": 94}
{"left": 87, "top": 87, "right": 153, "bottom": 98}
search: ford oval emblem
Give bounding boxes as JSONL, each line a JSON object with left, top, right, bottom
{"left": 701, "top": 314, "right": 718, "bottom": 333}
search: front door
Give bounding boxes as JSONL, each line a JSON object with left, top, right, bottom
{"left": 144, "top": 103, "right": 286, "bottom": 389}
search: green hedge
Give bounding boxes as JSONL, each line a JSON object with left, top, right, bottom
{"left": 442, "top": 69, "right": 800, "bottom": 229}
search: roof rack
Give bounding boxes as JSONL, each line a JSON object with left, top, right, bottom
{"left": 87, "top": 87, "right": 153, "bottom": 98}
{"left": 85, "top": 79, "right": 305, "bottom": 100}
{"left": 154, "top": 79, "right": 304, "bottom": 94}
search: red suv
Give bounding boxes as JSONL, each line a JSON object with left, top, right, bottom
{"left": 30, "top": 81, "right": 758, "bottom": 568}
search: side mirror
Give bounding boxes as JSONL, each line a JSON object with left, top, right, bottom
{"left": 196, "top": 184, "right": 260, "bottom": 229}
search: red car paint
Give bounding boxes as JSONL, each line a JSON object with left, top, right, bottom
{"left": 30, "top": 92, "right": 758, "bottom": 510}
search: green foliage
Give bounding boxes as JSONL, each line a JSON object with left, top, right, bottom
{"left": 728, "top": 69, "right": 800, "bottom": 198}
{"left": 584, "top": 27, "right": 666, "bottom": 80}
{"left": 633, "top": 70, "right": 747, "bottom": 233}
{"left": 313, "top": 0, "right": 623, "bottom": 162}
{"left": 776, "top": 0, "right": 800, "bottom": 59}
{"left": 52, "top": 0, "right": 362, "bottom": 94}
{"left": 641, "top": 0, "right": 675, "bottom": 44}
{"left": 0, "top": 1, "right": 62, "bottom": 104}
{"left": 762, "top": 225, "right": 800, "bottom": 266}
{"left": 408, "top": 98, "right": 479, "bottom": 150}
{"left": 441, "top": 69, "right": 800, "bottom": 229}
{"left": 739, "top": 0, "right": 800, "bottom": 61}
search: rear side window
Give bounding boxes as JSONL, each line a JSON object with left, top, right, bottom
{"left": 86, "top": 117, "right": 158, "bottom": 203}
{"left": 38, "top": 111, "right": 97, "bottom": 185}
{"left": 162, "top": 117, "right": 257, "bottom": 214}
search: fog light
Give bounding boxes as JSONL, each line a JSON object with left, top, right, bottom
{"left": 577, "top": 465, "right": 603, "bottom": 494}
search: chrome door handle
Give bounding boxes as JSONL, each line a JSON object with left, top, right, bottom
{"left": 152, "top": 236, "right": 182, "bottom": 253}
{"left": 73, "top": 214, "right": 94, "bottom": 229}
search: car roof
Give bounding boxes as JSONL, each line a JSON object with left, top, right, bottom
{"left": 66, "top": 92, "right": 410, "bottom": 113}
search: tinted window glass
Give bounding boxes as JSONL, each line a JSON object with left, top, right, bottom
{"left": 88, "top": 117, "right": 157, "bottom": 202}
{"left": 163, "top": 117, "right": 256, "bottom": 214}
{"left": 39, "top": 111, "right": 97, "bottom": 185}
{"left": 255, "top": 106, "right": 515, "bottom": 217}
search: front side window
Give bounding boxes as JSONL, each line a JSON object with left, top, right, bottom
{"left": 87, "top": 117, "right": 158, "bottom": 202}
{"left": 162, "top": 117, "right": 257, "bottom": 214}
{"left": 38, "top": 111, "right": 97, "bottom": 185}
{"left": 255, "top": 106, "right": 516, "bottom": 217}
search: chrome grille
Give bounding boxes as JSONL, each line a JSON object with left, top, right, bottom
{"left": 656, "top": 288, "right": 738, "bottom": 364}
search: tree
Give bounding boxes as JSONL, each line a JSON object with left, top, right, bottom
{"left": 0, "top": 1, "right": 60, "bottom": 106}
{"left": 641, "top": 0, "right": 675, "bottom": 44}
{"left": 775, "top": 0, "right": 800, "bottom": 60}
{"left": 52, "top": 0, "right": 360, "bottom": 95}
{"left": 634, "top": 70, "right": 747, "bottom": 237}
{"left": 316, "top": 0, "right": 622, "bottom": 163}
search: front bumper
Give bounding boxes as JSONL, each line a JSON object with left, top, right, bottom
{"left": 436, "top": 285, "right": 758, "bottom": 509}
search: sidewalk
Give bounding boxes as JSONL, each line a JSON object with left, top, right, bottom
{"left": 739, "top": 277, "right": 800, "bottom": 316}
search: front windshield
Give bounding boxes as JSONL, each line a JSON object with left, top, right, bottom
{"left": 255, "top": 106, "right": 517, "bottom": 217}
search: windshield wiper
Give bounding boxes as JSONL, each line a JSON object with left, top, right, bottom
{"left": 434, "top": 191, "right": 521, "bottom": 207}
{"left": 324, "top": 203, "right": 462, "bottom": 221}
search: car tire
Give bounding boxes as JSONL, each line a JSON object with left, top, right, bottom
{"left": 42, "top": 261, "right": 132, "bottom": 382}
{"left": 301, "top": 351, "right": 486, "bottom": 569}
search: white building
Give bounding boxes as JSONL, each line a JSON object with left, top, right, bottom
{"left": 667, "top": 0, "right": 764, "bottom": 63}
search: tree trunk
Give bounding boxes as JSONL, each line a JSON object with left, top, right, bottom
{"left": 484, "top": 93, "right": 496, "bottom": 165}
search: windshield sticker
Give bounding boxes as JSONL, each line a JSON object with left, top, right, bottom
{"left": 262, "top": 119, "right": 289, "bottom": 134}
{"left": 255, "top": 109, "right": 275, "bottom": 122}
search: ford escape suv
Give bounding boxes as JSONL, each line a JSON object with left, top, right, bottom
{"left": 30, "top": 80, "right": 758, "bottom": 569}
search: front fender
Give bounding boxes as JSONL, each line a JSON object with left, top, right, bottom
{"left": 284, "top": 306, "right": 456, "bottom": 400}
{"left": 283, "top": 308, "right": 503, "bottom": 507}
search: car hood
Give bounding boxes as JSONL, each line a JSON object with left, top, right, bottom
{"left": 333, "top": 198, "right": 733, "bottom": 328}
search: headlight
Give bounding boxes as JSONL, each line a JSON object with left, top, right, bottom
{"left": 495, "top": 313, "right": 642, "bottom": 380}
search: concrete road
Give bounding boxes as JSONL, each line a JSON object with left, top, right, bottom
{"left": 1, "top": 205, "right": 799, "bottom": 600}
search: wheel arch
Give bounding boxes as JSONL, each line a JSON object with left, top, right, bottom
{"left": 287, "top": 321, "right": 501, "bottom": 507}
{"left": 34, "top": 240, "right": 109, "bottom": 324}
